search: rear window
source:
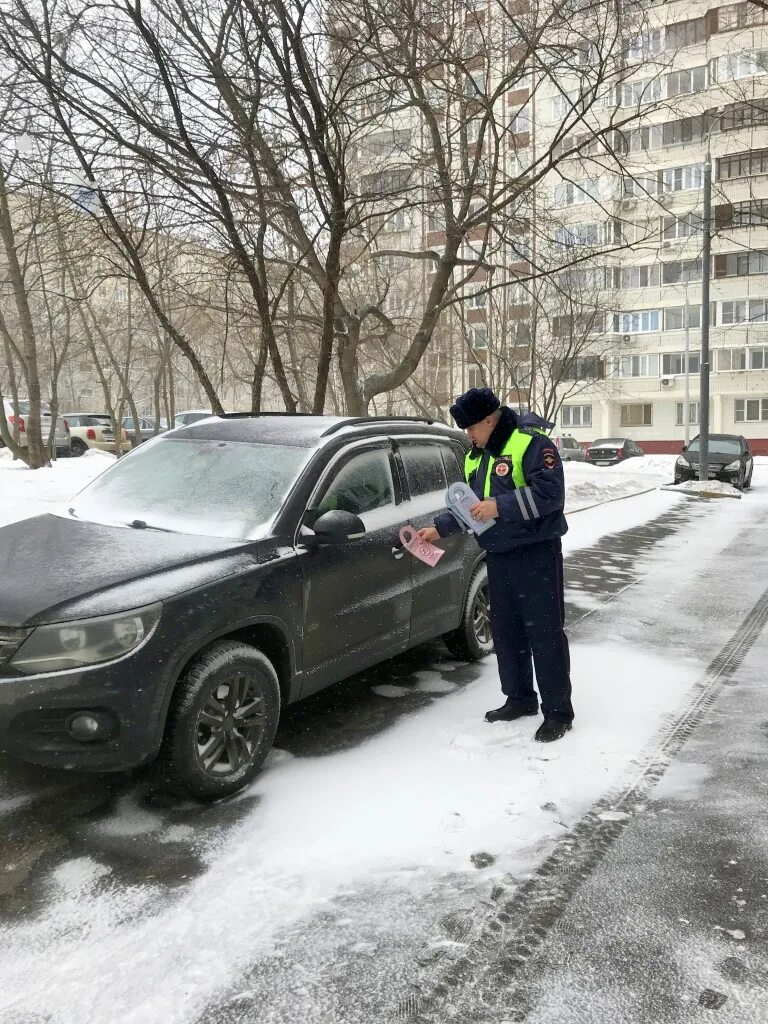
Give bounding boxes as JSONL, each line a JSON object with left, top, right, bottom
{"left": 86, "top": 416, "right": 112, "bottom": 427}
{"left": 592, "top": 438, "right": 623, "bottom": 446}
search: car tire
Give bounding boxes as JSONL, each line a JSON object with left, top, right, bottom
{"left": 160, "top": 640, "right": 281, "bottom": 801}
{"left": 746, "top": 470, "right": 753, "bottom": 490}
{"left": 444, "top": 564, "right": 494, "bottom": 661}
{"left": 736, "top": 468, "right": 746, "bottom": 491}
{"left": 70, "top": 438, "right": 87, "bottom": 457}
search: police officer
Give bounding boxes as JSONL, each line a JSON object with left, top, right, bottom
{"left": 418, "top": 387, "right": 574, "bottom": 742}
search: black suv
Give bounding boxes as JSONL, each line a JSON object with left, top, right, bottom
{"left": 0, "top": 415, "right": 490, "bottom": 799}
{"left": 674, "top": 433, "right": 754, "bottom": 489}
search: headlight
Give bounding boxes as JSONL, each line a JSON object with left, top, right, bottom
{"left": 724, "top": 460, "right": 741, "bottom": 472}
{"left": 676, "top": 456, "right": 688, "bottom": 467}
{"left": 10, "top": 603, "right": 162, "bottom": 674}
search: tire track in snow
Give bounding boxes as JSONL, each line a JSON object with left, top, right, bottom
{"left": 391, "top": 582, "right": 768, "bottom": 1023}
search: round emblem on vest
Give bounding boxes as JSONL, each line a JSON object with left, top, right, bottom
{"left": 495, "top": 461, "right": 510, "bottom": 477}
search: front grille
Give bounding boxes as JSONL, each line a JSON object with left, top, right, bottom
{"left": 0, "top": 626, "right": 31, "bottom": 667}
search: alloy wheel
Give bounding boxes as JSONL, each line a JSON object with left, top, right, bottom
{"left": 195, "top": 672, "right": 266, "bottom": 776}
{"left": 472, "top": 582, "right": 492, "bottom": 646}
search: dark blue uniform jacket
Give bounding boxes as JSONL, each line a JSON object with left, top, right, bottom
{"left": 435, "top": 407, "right": 568, "bottom": 553}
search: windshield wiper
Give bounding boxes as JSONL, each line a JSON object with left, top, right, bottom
{"left": 128, "top": 519, "right": 176, "bottom": 533}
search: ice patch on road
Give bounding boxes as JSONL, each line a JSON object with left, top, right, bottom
{"left": 372, "top": 684, "right": 412, "bottom": 699}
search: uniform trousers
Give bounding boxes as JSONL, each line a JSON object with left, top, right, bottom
{"left": 485, "top": 538, "right": 574, "bottom": 723}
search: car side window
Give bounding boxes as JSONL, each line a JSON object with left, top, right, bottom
{"left": 401, "top": 445, "right": 448, "bottom": 497}
{"left": 442, "top": 446, "right": 464, "bottom": 484}
{"left": 317, "top": 449, "right": 395, "bottom": 517}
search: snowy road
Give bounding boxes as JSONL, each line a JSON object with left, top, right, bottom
{"left": 0, "top": 455, "right": 767, "bottom": 1023}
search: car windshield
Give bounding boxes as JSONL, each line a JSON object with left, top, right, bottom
{"left": 63, "top": 438, "right": 312, "bottom": 539}
{"left": 686, "top": 437, "right": 742, "bottom": 456}
{"left": 592, "top": 438, "right": 624, "bottom": 446}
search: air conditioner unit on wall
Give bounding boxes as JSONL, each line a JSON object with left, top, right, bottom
{"left": 660, "top": 377, "right": 675, "bottom": 388}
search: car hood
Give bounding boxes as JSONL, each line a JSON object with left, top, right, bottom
{"left": 0, "top": 514, "right": 256, "bottom": 627}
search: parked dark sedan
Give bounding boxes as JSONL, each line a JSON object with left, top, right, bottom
{"left": 0, "top": 415, "right": 489, "bottom": 800}
{"left": 674, "top": 433, "right": 753, "bottom": 489}
{"left": 585, "top": 437, "right": 645, "bottom": 466}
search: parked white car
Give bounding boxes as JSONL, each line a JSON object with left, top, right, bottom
{"left": 64, "top": 412, "right": 131, "bottom": 456}
{"left": 1, "top": 399, "right": 71, "bottom": 458}
{"left": 173, "top": 409, "right": 214, "bottom": 427}
{"left": 553, "top": 434, "right": 586, "bottom": 462}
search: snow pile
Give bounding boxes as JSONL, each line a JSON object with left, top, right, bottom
{"left": 663, "top": 480, "right": 742, "bottom": 499}
{"left": 564, "top": 455, "right": 675, "bottom": 512}
{"left": 0, "top": 450, "right": 114, "bottom": 528}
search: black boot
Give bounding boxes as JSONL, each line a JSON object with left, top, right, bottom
{"left": 534, "top": 719, "right": 572, "bottom": 743}
{"left": 485, "top": 702, "right": 538, "bottom": 724}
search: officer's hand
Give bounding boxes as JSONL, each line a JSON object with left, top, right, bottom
{"left": 417, "top": 527, "right": 440, "bottom": 543}
{"left": 470, "top": 499, "right": 499, "bottom": 522}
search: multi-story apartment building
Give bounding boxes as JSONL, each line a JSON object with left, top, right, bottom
{"left": 553, "top": 0, "right": 768, "bottom": 453}
{"left": 367, "top": 0, "right": 768, "bottom": 453}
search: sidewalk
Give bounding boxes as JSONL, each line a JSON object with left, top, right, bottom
{"left": 495, "top": 622, "right": 768, "bottom": 1024}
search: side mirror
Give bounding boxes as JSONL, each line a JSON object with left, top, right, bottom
{"left": 681, "top": 444, "right": 687, "bottom": 452}
{"left": 304, "top": 509, "right": 366, "bottom": 545}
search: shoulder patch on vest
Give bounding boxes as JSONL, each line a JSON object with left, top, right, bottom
{"left": 542, "top": 447, "right": 557, "bottom": 469}
{"left": 494, "top": 458, "right": 511, "bottom": 477}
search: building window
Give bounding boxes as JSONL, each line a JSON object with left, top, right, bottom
{"left": 720, "top": 99, "right": 768, "bottom": 132}
{"left": 470, "top": 326, "right": 488, "bottom": 349}
{"left": 717, "top": 348, "right": 747, "bottom": 371}
{"left": 627, "top": 29, "right": 664, "bottom": 61}
{"left": 676, "top": 402, "right": 700, "bottom": 426}
{"left": 665, "top": 17, "right": 706, "bottom": 50}
{"left": 666, "top": 66, "right": 707, "bottom": 97}
{"left": 664, "top": 306, "right": 702, "bottom": 331}
{"left": 661, "top": 164, "right": 704, "bottom": 192}
{"left": 662, "top": 115, "right": 706, "bottom": 147}
{"left": 662, "top": 352, "right": 700, "bottom": 374}
{"left": 615, "top": 310, "right": 661, "bottom": 334}
{"left": 613, "top": 354, "right": 659, "bottom": 377}
{"left": 624, "top": 173, "right": 659, "bottom": 197}
{"left": 467, "top": 366, "right": 485, "bottom": 389}
{"left": 466, "top": 285, "right": 487, "bottom": 309}
{"left": 509, "top": 107, "right": 531, "bottom": 135}
{"left": 620, "top": 403, "right": 653, "bottom": 427}
{"left": 749, "top": 347, "right": 768, "bottom": 370}
{"left": 555, "top": 176, "right": 604, "bottom": 206}
{"left": 718, "top": 149, "right": 768, "bottom": 181}
{"left": 663, "top": 212, "right": 702, "bottom": 240}
{"left": 721, "top": 299, "right": 768, "bottom": 324}
{"left": 619, "top": 264, "right": 659, "bottom": 288}
{"left": 616, "top": 78, "right": 662, "bottom": 108}
{"left": 735, "top": 398, "right": 768, "bottom": 422}
{"left": 714, "top": 251, "right": 768, "bottom": 277}
{"left": 115, "top": 285, "right": 128, "bottom": 303}
{"left": 661, "top": 259, "right": 702, "bottom": 285}
{"left": 711, "top": 51, "right": 768, "bottom": 84}
{"left": 557, "top": 356, "right": 603, "bottom": 380}
{"left": 561, "top": 404, "right": 592, "bottom": 428}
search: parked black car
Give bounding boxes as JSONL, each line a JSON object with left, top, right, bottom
{"left": 0, "top": 415, "right": 489, "bottom": 800}
{"left": 674, "top": 433, "right": 753, "bottom": 489}
{"left": 585, "top": 437, "right": 645, "bottom": 466}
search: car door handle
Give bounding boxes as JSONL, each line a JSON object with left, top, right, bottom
{"left": 391, "top": 545, "right": 405, "bottom": 559}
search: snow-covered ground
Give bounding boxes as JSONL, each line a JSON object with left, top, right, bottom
{"left": 1, "top": 450, "right": 766, "bottom": 1024}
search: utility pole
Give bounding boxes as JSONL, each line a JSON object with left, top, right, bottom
{"left": 698, "top": 138, "right": 713, "bottom": 483}
{"left": 683, "top": 283, "right": 691, "bottom": 448}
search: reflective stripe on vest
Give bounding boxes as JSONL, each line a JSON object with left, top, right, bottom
{"left": 463, "top": 429, "right": 545, "bottom": 498}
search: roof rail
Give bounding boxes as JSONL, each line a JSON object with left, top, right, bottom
{"left": 320, "top": 415, "right": 438, "bottom": 436}
{"left": 219, "top": 411, "right": 323, "bottom": 419}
